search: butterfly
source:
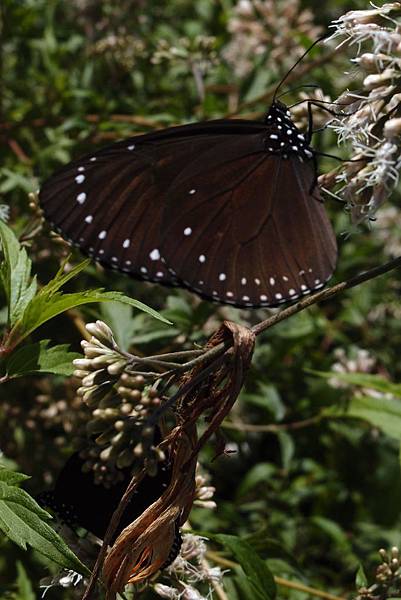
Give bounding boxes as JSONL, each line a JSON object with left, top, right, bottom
{"left": 37, "top": 451, "right": 172, "bottom": 542}
{"left": 39, "top": 99, "right": 337, "bottom": 308}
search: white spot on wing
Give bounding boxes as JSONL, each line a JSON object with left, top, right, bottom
{"left": 75, "top": 175, "right": 85, "bottom": 184}
{"left": 98, "top": 230, "right": 107, "bottom": 240}
{"left": 184, "top": 227, "right": 192, "bottom": 236}
{"left": 199, "top": 254, "right": 206, "bottom": 263}
{"left": 85, "top": 215, "right": 93, "bottom": 223}
{"left": 150, "top": 249, "right": 160, "bottom": 261}
{"left": 241, "top": 277, "right": 247, "bottom": 285}
{"left": 128, "top": 144, "right": 135, "bottom": 150}
{"left": 269, "top": 277, "right": 275, "bottom": 286}
{"left": 123, "top": 239, "right": 130, "bottom": 248}
{"left": 219, "top": 273, "right": 226, "bottom": 281}
{"left": 77, "top": 192, "right": 86, "bottom": 204}
{"left": 260, "top": 294, "right": 268, "bottom": 301}
{"left": 189, "top": 189, "right": 196, "bottom": 195}
{"left": 275, "top": 293, "right": 283, "bottom": 300}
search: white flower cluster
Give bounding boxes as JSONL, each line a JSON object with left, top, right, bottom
{"left": 330, "top": 347, "right": 377, "bottom": 390}
{"left": 224, "top": 0, "right": 321, "bottom": 78}
{"left": 324, "top": 3, "right": 401, "bottom": 223}
{"left": 154, "top": 534, "right": 226, "bottom": 600}
{"left": 329, "top": 347, "right": 393, "bottom": 402}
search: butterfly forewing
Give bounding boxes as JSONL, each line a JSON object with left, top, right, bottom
{"left": 39, "top": 122, "right": 265, "bottom": 287}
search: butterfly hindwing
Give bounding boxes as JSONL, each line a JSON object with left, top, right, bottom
{"left": 160, "top": 154, "right": 337, "bottom": 307}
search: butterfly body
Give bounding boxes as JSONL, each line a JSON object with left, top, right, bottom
{"left": 39, "top": 101, "right": 337, "bottom": 308}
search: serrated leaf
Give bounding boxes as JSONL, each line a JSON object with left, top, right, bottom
{"left": 39, "top": 257, "right": 91, "bottom": 296}
{"left": 323, "top": 394, "right": 401, "bottom": 440}
{"left": 216, "top": 534, "right": 276, "bottom": 600}
{"left": 5, "top": 340, "right": 81, "bottom": 378}
{"left": 10, "top": 288, "right": 170, "bottom": 346}
{"left": 0, "top": 221, "right": 37, "bottom": 327}
{"left": 0, "top": 467, "right": 30, "bottom": 485}
{"left": 0, "top": 478, "right": 89, "bottom": 575}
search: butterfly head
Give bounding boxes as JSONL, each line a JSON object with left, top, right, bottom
{"left": 263, "top": 100, "right": 314, "bottom": 161}
{"left": 264, "top": 100, "right": 291, "bottom": 124}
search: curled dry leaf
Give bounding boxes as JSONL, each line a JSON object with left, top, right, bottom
{"left": 103, "top": 424, "right": 197, "bottom": 599}
{"left": 101, "top": 321, "right": 255, "bottom": 599}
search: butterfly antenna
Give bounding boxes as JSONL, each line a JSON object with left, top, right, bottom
{"left": 276, "top": 84, "right": 320, "bottom": 100}
{"left": 272, "top": 35, "right": 328, "bottom": 103}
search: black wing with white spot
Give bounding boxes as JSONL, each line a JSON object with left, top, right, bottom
{"left": 161, "top": 153, "right": 337, "bottom": 307}
{"left": 39, "top": 102, "right": 337, "bottom": 308}
{"left": 39, "top": 120, "right": 266, "bottom": 287}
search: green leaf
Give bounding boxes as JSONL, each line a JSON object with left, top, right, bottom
{"left": 5, "top": 340, "right": 81, "bottom": 378}
{"left": 216, "top": 534, "right": 276, "bottom": 600}
{"left": 39, "top": 256, "right": 91, "bottom": 295}
{"left": 356, "top": 563, "right": 368, "bottom": 589}
{"left": 310, "top": 369, "right": 401, "bottom": 398}
{"left": 12, "top": 288, "right": 170, "bottom": 346}
{"left": 323, "top": 394, "right": 401, "bottom": 440}
{"left": 243, "top": 383, "right": 285, "bottom": 421}
{"left": 100, "top": 301, "right": 135, "bottom": 351}
{"left": 236, "top": 463, "right": 276, "bottom": 497}
{"left": 0, "top": 467, "right": 30, "bottom": 486}
{"left": 0, "top": 473, "right": 89, "bottom": 575}
{"left": 0, "top": 221, "right": 37, "bottom": 327}
{"left": 277, "top": 431, "right": 295, "bottom": 471}
{"left": 15, "top": 561, "right": 35, "bottom": 600}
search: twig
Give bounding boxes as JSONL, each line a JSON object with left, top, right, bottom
{"left": 155, "top": 255, "right": 401, "bottom": 378}
{"left": 252, "top": 255, "right": 401, "bottom": 336}
{"left": 81, "top": 468, "right": 147, "bottom": 600}
{"left": 274, "top": 576, "right": 346, "bottom": 600}
{"left": 206, "top": 552, "right": 346, "bottom": 600}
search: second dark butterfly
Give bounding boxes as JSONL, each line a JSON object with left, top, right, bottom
{"left": 39, "top": 99, "right": 337, "bottom": 308}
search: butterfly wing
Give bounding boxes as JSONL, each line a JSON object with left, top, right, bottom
{"left": 160, "top": 154, "right": 337, "bottom": 307}
{"left": 39, "top": 120, "right": 265, "bottom": 286}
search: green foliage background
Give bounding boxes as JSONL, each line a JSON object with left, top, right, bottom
{"left": 2, "top": 0, "right": 401, "bottom": 598}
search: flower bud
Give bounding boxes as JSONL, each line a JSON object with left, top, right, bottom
{"left": 86, "top": 321, "right": 115, "bottom": 346}
{"left": 116, "top": 449, "right": 135, "bottom": 468}
{"left": 107, "top": 360, "right": 127, "bottom": 376}
{"left": 363, "top": 69, "right": 395, "bottom": 90}
{"left": 384, "top": 117, "right": 401, "bottom": 138}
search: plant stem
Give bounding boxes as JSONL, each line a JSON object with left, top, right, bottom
{"left": 252, "top": 255, "right": 401, "bottom": 336}
{"left": 222, "top": 415, "right": 321, "bottom": 433}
